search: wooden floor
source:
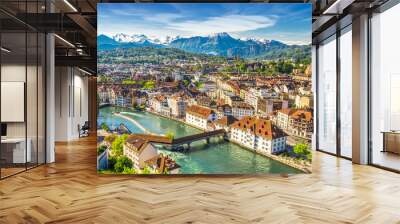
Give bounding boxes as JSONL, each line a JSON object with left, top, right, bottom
{"left": 372, "top": 150, "right": 400, "bottom": 171}
{"left": 0, "top": 167, "right": 26, "bottom": 178}
{"left": 1, "top": 136, "right": 400, "bottom": 224}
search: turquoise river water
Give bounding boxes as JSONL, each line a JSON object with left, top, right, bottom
{"left": 98, "top": 106, "right": 302, "bottom": 174}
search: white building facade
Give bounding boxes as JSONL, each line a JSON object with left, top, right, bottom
{"left": 230, "top": 117, "right": 287, "bottom": 154}
{"left": 185, "top": 105, "right": 217, "bottom": 130}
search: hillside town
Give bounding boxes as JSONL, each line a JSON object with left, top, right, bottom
{"left": 97, "top": 59, "right": 313, "bottom": 173}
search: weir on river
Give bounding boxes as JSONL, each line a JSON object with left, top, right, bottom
{"left": 114, "top": 112, "right": 157, "bottom": 135}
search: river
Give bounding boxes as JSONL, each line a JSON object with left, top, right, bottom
{"left": 98, "top": 106, "right": 303, "bottom": 174}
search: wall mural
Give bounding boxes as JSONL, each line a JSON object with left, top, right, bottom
{"left": 97, "top": 3, "right": 313, "bottom": 174}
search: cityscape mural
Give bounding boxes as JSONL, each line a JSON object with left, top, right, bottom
{"left": 97, "top": 3, "right": 313, "bottom": 174}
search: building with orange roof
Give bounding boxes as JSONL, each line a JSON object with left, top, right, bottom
{"left": 295, "top": 95, "right": 313, "bottom": 109}
{"left": 257, "top": 98, "right": 289, "bottom": 116}
{"left": 214, "top": 115, "right": 238, "bottom": 132}
{"left": 185, "top": 105, "right": 217, "bottom": 130}
{"left": 275, "top": 109, "right": 313, "bottom": 139}
{"left": 230, "top": 116, "right": 287, "bottom": 154}
{"left": 226, "top": 80, "right": 241, "bottom": 95}
{"left": 276, "top": 108, "right": 294, "bottom": 129}
{"left": 216, "top": 104, "right": 232, "bottom": 119}
{"left": 123, "top": 137, "right": 158, "bottom": 170}
{"left": 145, "top": 154, "right": 180, "bottom": 174}
{"left": 149, "top": 95, "right": 168, "bottom": 114}
{"left": 288, "top": 110, "right": 313, "bottom": 139}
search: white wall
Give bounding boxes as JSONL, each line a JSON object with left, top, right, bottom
{"left": 72, "top": 72, "right": 89, "bottom": 138}
{"left": 1, "top": 64, "right": 26, "bottom": 138}
{"left": 1, "top": 62, "right": 46, "bottom": 164}
{"left": 55, "top": 66, "right": 69, "bottom": 141}
{"left": 54, "top": 67, "right": 89, "bottom": 141}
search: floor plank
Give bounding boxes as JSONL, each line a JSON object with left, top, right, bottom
{"left": 0, "top": 136, "right": 400, "bottom": 224}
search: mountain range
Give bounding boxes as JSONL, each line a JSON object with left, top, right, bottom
{"left": 97, "top": 32, "right": 310, "bottom": 59}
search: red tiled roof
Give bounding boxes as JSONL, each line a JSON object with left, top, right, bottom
{"left": 153, "top": 95, "right": 166, "bottom": 102}
{"left": 278, "top": 109, "right": 313, "bottom": 122}
{"left": 145, "top": 154, "right": 180, "bottom": 173}
{"left": 278, "top": 108, "right": 292, "bottom": 115}
{"left": 232, "top": 102, "right": 254, "bottom": 110}
{"left": 215, "top": 115, "right": 237, "bottom": 126}
{"left": 290, "top": 110, "right": 313, "bottom": 122}
{"left": 186, "top": 105, "right": 214, "bottom": 119}
{"left": 125, "top": 137, "right": 149, "bottom": 155}
{"left": 231, "top": 116, "right": 286, "bottom": 140}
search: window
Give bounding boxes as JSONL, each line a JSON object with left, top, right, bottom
{"left": 370, "top": 4, "right": 400, "bottom": 171}
{"left": 0, "top": 2, "right": 46, "bottom": 179}
{"left": 317, "top": 35, "right": 337, "bottom": 154}
{"left": 340, "top": 26, "right": 352, "bottom": 158}
{"left": 315, "top": 23, "right": 354, "bottom": 159}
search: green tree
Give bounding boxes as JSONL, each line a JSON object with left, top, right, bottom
{"left": 122, "top": 80, "right": 137, "bottom": 85}
{"left": 98, "top": 75, "right": 109, "bottom": 83}
{"left": 114, "top": 156, "right": 133, "bottom": 173}
{"left": 194, "top": 81, "right": 203, "bottom": 88}
{"left": 143, "top": 81, "right": 155, "bottom": 89}
{"left": 238, "top": 63, "right": 246, "bottom": 73}
{"left": 165, "top": 131, "right": 175, "bottom": 140}
{"left": 101, "top": 123, "right": 110, "bottom": 132}
{"left": 193, "top": 64, "right": 202, "bottom": 71}
{"left": 293, "top": 143, "right": 312, "bottom": 161}
{"left": 104, "top": 134, "right": 117, "bottom": 145}
{"left": 182, "top": 79, "right": 190, "bottom": 87}
{"left": 222, "top": 65, "right": 234, "bottom": 73}
{"left": 97, "top": 145, "right": 107, "bottom": 155}
{"left": 108, "top": 156, "right": 117, "bottom": 169}
{"left": 122, "top": 167, "right": 137, "bottom": 174}
{"left": 111, "top": 134, "right": 128, "bottom": 156}
{"left": 141, "top": 165, "right": 153, "bottom": 174}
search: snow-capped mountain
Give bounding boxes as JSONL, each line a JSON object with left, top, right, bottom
{"left": 110, "top": 32, "right": 279, "bottom": 47}
{"left": 149, "top": 35, "right": 180, "bottom": 45}
{"left": 112, "top": 33, "right": 151, "bottom": 43}
{"left": 112, "top": 33, "right": 135, "bottom": 43}
{"left": 111, "top": 33, "right": 178, "bottom": 45}
{"left": 208, "top": 32, "right": 231, "bottom": 38}
{"left": 98, "top": 32, "right": 310, "bottom": 59}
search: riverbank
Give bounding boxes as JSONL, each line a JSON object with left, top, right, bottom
{"left": 229, "top": 139, "right": 311, "bottom": 173}
{"left": 146, "top": 109, "right": 206, "bottom": 132}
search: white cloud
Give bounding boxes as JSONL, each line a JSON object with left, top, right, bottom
{"left": 110, "top": 8, "right": 149, "bottom": 17}
{"left": 145, "top": 13, "right": 183, "bottom": 23}
{"left": 167, "top": 15, "right": 276, "bottom": 36}
{"left": 281, "top": 40, "right": 311, "bottom": 45}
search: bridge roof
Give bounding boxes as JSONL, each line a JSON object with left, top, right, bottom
{"left": 128, "top": 134, "right": 172, "bottom": 144}
{"left": 127, "top": 129, "right": 226, "bottom": 145}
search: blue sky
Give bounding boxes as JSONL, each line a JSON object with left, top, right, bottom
{"left": 98, "top": 3, "right": 311, "bottom": 45}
